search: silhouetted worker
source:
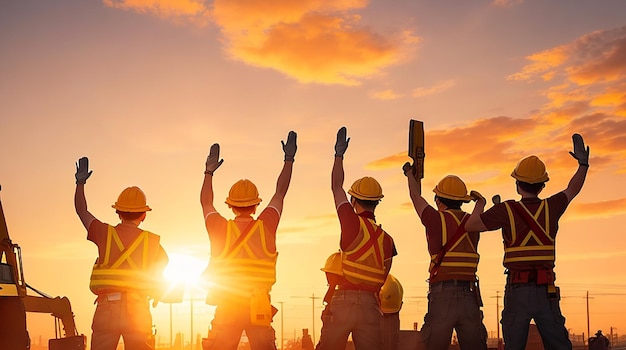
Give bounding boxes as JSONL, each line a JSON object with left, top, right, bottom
{"left": 316, "top": 126, "right": 397, "bottom": 350}
{"left": 589, "top": 330, "right": 610, "bottom": 350}
{"left": 403, "top": 164, "right": 488, "bottom": 350}
{"left": 466, "top": 134, "right": 590, "bottom": 350}
{"left": 200, "top": 131, "right": 297, "bottom": 350}
{"left": 380, "top": 274, "right": 404, "bottom": 350}
{"left": 74, "top": 157, "right": 169, "bottom": 350}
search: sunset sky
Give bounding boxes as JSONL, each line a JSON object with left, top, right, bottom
{"left": 1, "top": 0, "right": 626, "bottom": 347}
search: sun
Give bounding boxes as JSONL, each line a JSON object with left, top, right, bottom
{"left": 163, "top": 252, "right": 208, "bottom": 288}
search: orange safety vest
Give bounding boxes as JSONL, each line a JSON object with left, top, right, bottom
{"left": 502, "top": 200, "right": 555, "bottom": 268}
{"left": 429, "top": 210, "right": 479, "bottom": 280}
{"left": 206, "top": 219, "right": 277, "bottom": 298}
{"left": 341, "top": 216, "right": 387, "bottom": 289}
{"left": 89, "top": 225, "right": 162, "bottom": 296}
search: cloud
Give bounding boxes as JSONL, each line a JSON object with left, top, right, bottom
{"left": 568, "top": 197, "right": 626, "bottom": 219}
{"left": 103, "top": 0, "right": 211, "bottom": 24}
{"left": 508, "top": 25, "right": 626, "bottom": 85}
{"left": 411, "top": 79, "right": 457, "bottom": 97}
{"left": 492, "top": 0, "right": 524, "bottom": 7}
{"left": 103, "top": 0, "right": 420, "bottom": 85}
{"left": 370, "top": 89, "right": 404, "bottom": 100}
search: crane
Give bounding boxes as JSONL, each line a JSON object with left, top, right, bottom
{"left": 0, "top": 185, "right": 86, "bottom": 350}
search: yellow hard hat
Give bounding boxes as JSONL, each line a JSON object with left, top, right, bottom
{"left": 379, "top": 274, "right": 403, "bottom": 313}
{"left": 321, "top": 252, "right": 343, "bottom": 276}
{"left": 433, "top": 175, "right": 472, "bottom": 202}
{"left": 112, "top": 186, "right": 151, "bottom": 212}
{"left": 348, "top": 177, "right": 384, "bottom": 201}
{"left": 225, "top": 179, "right": 262, "bottom": 207}
{"left": 511, "top": 155, "right": 549, "bottom": 184}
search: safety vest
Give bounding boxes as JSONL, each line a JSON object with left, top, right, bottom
{"left": 341, "top": 216, "right": 387, "bottom": 289}
{"left": 503, "top": 200, "right": 555, "bottom": 269}
{"left": 206, "top": 219, "right": 277, "bottom": 297}
{"left": 429, "top": 210, "right": 479, "bottom": 280}
{"left": 89, "top": 225, "right": 161, "bottom": 296}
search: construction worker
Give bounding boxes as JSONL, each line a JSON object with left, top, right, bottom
{"left": 316, "top": 126, "right": 397, "bottom": 350}
{"left": 200, "top": 131, "right": 297, "bottom": 350}
{"left": 403, "top": 164, "right": 488, "bottom": 350}
{"left": 74, "top": 157, "right": 169, "bottom": 350}
{"left": 380, "top": 274, "right": 403, "bottom": 350}
{"left": 465, "top": 133, "right": 590, "bottom": 350}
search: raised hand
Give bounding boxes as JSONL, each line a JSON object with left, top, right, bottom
{"left": 205, "top": 144, "right": 224, "bottom": 175}
{"left": 75, "top": 157, "right": 92, "bottom": 185}
{"left": 282, "top": 131, "right": 297, "bottom": 162}
{"left": 569, "top": 133, "right": 589, "bottom": 166}
{"left": 335, "top": 127, "right": 350, "bottom": 158}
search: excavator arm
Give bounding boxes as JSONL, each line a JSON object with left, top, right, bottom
{"left": 22, "top": 295, "right": 80, "bottom": 337}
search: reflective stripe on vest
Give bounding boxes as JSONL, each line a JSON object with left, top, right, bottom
{"left": 429, "top": 210, "right": 479, "bottom": 278}
{"left": 208, "top": 219, "right": 277, "bottom": 293}
{"left": 503, "top": 200, "right": 555, "bottom": 266}
{"left": 90, "top": 225, "right": 160, "bottom": 295}
{"left": 341, "top": 216, "right": 387, "bottom": 288}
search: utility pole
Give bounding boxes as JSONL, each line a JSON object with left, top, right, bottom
{"left": 491, "top": 291, "right": 502, "bottom": 342}
{"left": 278, "top": 301, "right": 285, "bottom": 350}
{"left": 291, "top": 293, "right": 322, "bottom": 344}
{"left": 585, "top": 291, "right": 594, "bottom": 345}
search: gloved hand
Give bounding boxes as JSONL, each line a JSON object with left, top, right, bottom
{"left": 470, "top": 190, "right": 485, "bottom": 203}
{"left": 75, "top": 157, "right": 92, "bottom": 185}
{"left": 205, "top": 143, "right": 224, "bottom": 175}
{"left": 282, "top": 131, "right": 297, "bottom": 162}
{"left": 569, "top": 133, "right": 589, "bottom": 166}
{"left": 402, "top": 162, "right": 414, "bottom": 176}
{"left": 335, "top": 127, "right": 350, "bottom": 158}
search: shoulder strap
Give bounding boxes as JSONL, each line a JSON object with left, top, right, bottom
{"left": 430, "top": 213, "right": 469, "bottom": 278}
{"left": 225, "top": 219, "right": 259, "bottom": 258}
{"left": 508, "top": 201, "right": 552, "bottom": 245}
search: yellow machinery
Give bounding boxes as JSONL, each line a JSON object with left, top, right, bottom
{"left": 0, "top": 185, "right": 86, "bottom": 350}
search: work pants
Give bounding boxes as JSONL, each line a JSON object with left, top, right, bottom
{"left": 382, "top": 311, "right": 400, "bottom": 350}
{"left": 91, "top": 292, "right": 153, "bottom": 350}
{"left": 202, "top": 301, "right": 277, "bottom": 350}
{"left": 420, "top": 280, "right": 487, "bottom": 350}
{"left": 502, "top": 282, "right": 572, "bottom": 350}
{"left": 315, "top": 289, "right": 383, "bottom": 350}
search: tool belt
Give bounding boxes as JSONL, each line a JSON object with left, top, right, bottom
{"left": 507, "top": 269, "right": 555, "bottom": 285}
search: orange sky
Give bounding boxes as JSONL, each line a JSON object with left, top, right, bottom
{"left": 1, "top": 0, "right": 626, "bottom": 347}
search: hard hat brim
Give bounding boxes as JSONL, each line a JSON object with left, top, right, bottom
{"left": 112, "top": 204, "right": 152, "bottom": 212}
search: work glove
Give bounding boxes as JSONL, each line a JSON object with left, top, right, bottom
{"left": 205, "top": 143, "right": 224, "bottom": 175}
{"left": 282, "top": 131, "right": 297, "bottom": 162}
{"left": 75, "top": 157, "right": 92, "bottom": 185}
{"left": 569, "top": 133, "right": 589, "bottom": 166}
{"left": 402, "top": 162, "right": 413, "bottom": 176}
{"left": 334, "top": 127, "right": 350, "bottom": 158}
{"left": 469, "top": 190, "right": 485, "bottom": 203}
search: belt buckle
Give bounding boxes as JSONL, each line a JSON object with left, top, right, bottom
{"left": 106, "top": 292, "right": 122, "bottom": 301}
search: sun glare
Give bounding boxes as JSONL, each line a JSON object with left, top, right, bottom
{"left": 163, "top": 253, "right": 208, "bottom": 288}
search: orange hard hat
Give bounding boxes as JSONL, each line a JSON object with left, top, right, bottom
{"left": 433, "top": 175, "right": 472, "bottom": 202}
{"left": 511, "top": 155, "right": 549, "bottom": 184}
{"left": 348, "top": 177, "right": 384, "bottom": 201}
{"left": 321, "top": 252, "right": 343, "bottom": 276}
{"left": 112, "top": 186, "right": 151, "bottom": 212}
{"left": 379, "top": 274, "right": 403, "bottom": 313}
{"left": 225, "top": 179, "right": 262, "bottom": 207}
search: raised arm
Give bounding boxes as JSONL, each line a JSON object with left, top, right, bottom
{"left": 402, "top": 161, "right": 428, "bottom": 217}
{"left": 331, "top": 127, "right": 350, "bottom": 207}
{"left": 201, "top": 144, "right": 224, "bottom": 218}
{"left": 267, "top": 131, "right": 297, "bottom": 214}
{"left": 74, "top": 157, "right": 96, "bottom": 229}
{"left": 465, "top": 190, "right": 488, "bottom": 231}
{"left": 563, "top": 133, "right": 589, "bottom": 202}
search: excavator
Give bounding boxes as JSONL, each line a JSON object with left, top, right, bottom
{"left": 0, "top": 185, "right": 86, "bottom": 350}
